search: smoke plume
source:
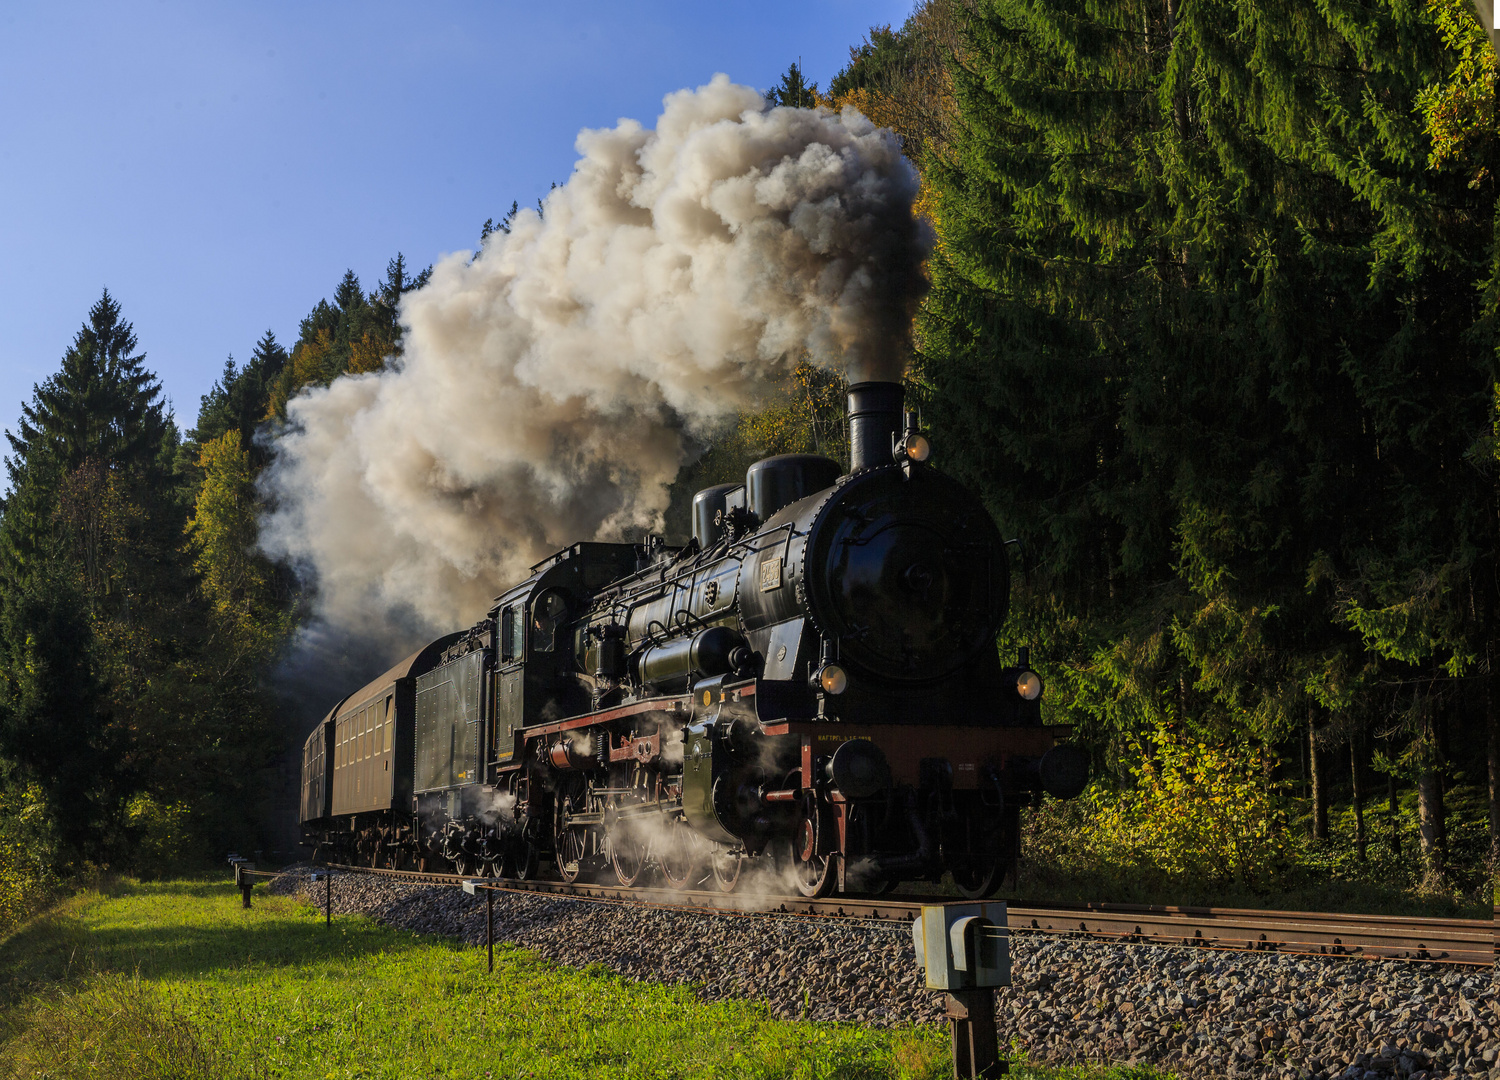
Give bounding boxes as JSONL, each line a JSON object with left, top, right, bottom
{"left": 261, "top": 74, "right": 926, "bottom": 637}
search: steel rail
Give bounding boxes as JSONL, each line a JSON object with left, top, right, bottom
{"left": 309, "top": 862, "right": 1496, "bottom": 967}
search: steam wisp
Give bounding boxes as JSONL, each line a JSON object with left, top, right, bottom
{"left": 261, "top": 74, "right": 926, "bottom": 637}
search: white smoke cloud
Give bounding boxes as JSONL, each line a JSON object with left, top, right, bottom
{"left": 261, "top": 74, "right": 926, "bottom": 636}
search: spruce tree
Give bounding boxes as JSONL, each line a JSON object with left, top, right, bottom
{"left": 766, "top": 63, "right": 820, "bottom": 108}
{"left": 918, "top": 0, "right": 1497, "bottom": 880}
{"left": 6, "top": 290, "right": 167, "bottom": 480}
{"left": 187, "top": 330, "right": 288, "bottom": 465}
{"left": 0, "top": 559, "right": 108, "bottom": 856}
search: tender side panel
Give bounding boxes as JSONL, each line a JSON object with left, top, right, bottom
{"left": 414, "top": 650, "right": 485, "bottom": 794}
{"left": 330, "top": 687, "right": 399, "bottom": 816}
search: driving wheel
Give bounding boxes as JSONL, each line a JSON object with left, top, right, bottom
{"left": 709, "top": 844, "right": 743, "bottom": 893}
{"left": 507, "top": 838, "right": 540, "bottom": 881}
{"left": 554, "top": 786, "right": 590, "bottom": 884}
{"left": 657, "top": 815, "right": 704, "bottom": 890}
{"left": 947, "top": 817, "right": 1008, "bottom": 900}
{"left": 791, "top": 800, "right": 835, "bottom": 898}
{"left": 607, "top": 795, "right": 650, "bottom": 887}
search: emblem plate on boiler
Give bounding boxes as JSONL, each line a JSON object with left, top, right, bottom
{"left": 760, "top": 558, "right": 782, "bottom": 592}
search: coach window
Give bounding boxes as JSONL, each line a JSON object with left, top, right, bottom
{"left": 383, "top": 696, "right": 394, "bottom": 751}
{"left": 531, "top": 590, "right": 567, "bottom": 653}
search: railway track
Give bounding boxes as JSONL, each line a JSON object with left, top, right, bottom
{"left": 313, "top": 862, "right": 1497, "bottom": 967}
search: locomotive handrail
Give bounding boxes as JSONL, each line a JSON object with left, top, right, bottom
{"left": 593, "top": 522, "right": 795, "bottom": 625}
{"left": 593, "top": 544, "right": 732, "bottom": 619}
{"left": 735, "top": 520, "right": 794, "bottom": 559}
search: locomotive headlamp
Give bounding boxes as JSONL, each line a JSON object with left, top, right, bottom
{"left": 814, "top": 663, "right": 849, "bottom": 695}
{"left": 904, "top": 433, "right": 931, "bottom": 462}
{"left": 1016, "top": 670, "right": 1043, "bottom": 701}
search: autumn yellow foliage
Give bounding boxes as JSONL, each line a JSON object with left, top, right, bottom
{"left": 183, "top": 431, "right": 291, "bottom": 659}
{"left": 1078, "top": 727, "right": 1290, "bottom": 886}
{"left": 1415, "top": 0, "right": 1496, "bottom": 179}
{"left": 124, "top": 794, "right": 200, "bottom": 879}
{"left": 0, "top": 783, "right": 62, "bottom": 936}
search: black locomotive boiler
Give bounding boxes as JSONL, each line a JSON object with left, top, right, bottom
{"left": 298, "top": 382, "right": 1089, "bottom": 898}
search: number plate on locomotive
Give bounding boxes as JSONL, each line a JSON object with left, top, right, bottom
{"left": 759, "top": 558, "right": 782, "bottom": 592}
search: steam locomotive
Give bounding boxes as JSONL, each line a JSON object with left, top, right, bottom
{"left": 298, "top": 381, "right": 1088, "bottom": 898}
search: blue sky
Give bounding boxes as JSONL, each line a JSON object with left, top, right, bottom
{"left": 0, "top": 0, "right": 913, "bottom": 456}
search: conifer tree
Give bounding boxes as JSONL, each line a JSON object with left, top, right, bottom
{"left": 0, "top": 560, "right": 108, "bottom": 855}
{"left": 186, "top": 330, "right": 288, "bottom": 470}
{"left": 6, "top": 290, "right": 167, "bottom": 480}
{"left": 766, "top": 62, "right": 820, "bottom": 108}
{"left": 917, "top": 0, "right": 1497, "bottom": 881}
{"left": 266, "top": 257, "right": 430, "bottom": 417}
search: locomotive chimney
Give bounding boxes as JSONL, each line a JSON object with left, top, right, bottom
{"left": 847, "top": 381, "right": 904, "bottom": 473}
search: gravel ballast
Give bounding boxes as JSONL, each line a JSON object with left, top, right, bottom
{"left": 269, "top": 867, "right": 1498, "bottom": 1080}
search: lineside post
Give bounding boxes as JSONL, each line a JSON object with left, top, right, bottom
{"left": 462, "top": 879, "right": 494, "bottom": 971}
{"left": 311, "top": 870, "right": 332, "bottom": 926}
{"left": 912, "top": 903, "right": 1010, "bottom": 1079}
{"left": 231, "top": 857, "right": 255, "bottom": 909}
{"left": 944, "top": 989, "right": 1000, "bottom": 1078}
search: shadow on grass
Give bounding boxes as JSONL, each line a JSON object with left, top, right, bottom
{"left": 0, "top": 879, "right": 434, "bottom": 1006}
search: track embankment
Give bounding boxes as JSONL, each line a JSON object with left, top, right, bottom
{"left": 268, "top": 866, "right": 1497, "bottom": 1080}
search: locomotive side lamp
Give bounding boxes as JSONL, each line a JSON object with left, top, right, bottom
{"left": 912, "top": 902, "right": 1011, "bottom": 1078}
{"left": 813, "top": 663, "right": 848, "bottom": 694}
{"left": 812, "top": 637, "right": 848, "bottom": 695}
{"left": 894, "top": 409, "right": 932, "bottom": 465}
{"left": 901, "top": 433, "right": 932, "bottom": 462}
{"left": 1013, "top": 647, "right": 1042, "bottom": 701}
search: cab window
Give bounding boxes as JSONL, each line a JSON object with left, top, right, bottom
{"left": 531, "top": 591, "right": 568, "bottom": 653}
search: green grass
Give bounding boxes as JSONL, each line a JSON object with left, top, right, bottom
{"left": 0, "top": 878, "right": 1173, "bottom": 1080}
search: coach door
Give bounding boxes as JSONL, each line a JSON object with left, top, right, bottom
{"left": 493, "top": 601, "right": 526, "bottom": 764}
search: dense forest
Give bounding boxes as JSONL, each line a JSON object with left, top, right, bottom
{"left": 1, "top": 0, "right": 1495, "bottom": 924}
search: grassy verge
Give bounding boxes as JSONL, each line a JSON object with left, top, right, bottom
{"left": 0, "top": 878, "right": 1171, "bottom": 1080}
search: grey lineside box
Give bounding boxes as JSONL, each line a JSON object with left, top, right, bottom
{"left": 912, "top": 902, "right": 1011, "bottom": 991}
